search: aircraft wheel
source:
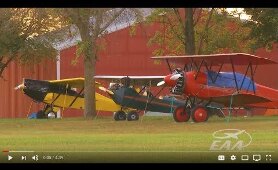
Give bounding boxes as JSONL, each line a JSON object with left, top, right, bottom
{"left": 47, "top": 111, "right": 57, "bottom": 119}
{"left": 114, "top": 111, "right": 126, "bottom": 121}
{"left": 191, "top": 106, "right": 209, "bottom": 123}
{"left": 127, "top": 111, "right": 139, "bottom": 121}
{"left": 173, "top": 106, "right": 190, "bottom": 122}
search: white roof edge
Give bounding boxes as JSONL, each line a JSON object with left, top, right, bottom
{"left": 53, "top": 8, "right": 154, "bottom": 51}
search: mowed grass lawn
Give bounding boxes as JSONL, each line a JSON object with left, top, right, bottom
{"left": 0, "top": 116, "right": 277, "bottom": 163}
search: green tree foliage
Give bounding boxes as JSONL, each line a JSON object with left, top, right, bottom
{"left": 243, "top": 8, "right": 278, "bottom": 50}
{"left": 0, "top": 8, "right": 59, "bottom": 77}
{"left": 195, "top": 9, "right": 253, "bottom": 54}
{"left": 146, "top": 8, "right": 253, "bottom": 56}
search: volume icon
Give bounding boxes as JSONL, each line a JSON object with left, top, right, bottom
{"left": 32, "top": 155, "right": 38, "bottom": 161}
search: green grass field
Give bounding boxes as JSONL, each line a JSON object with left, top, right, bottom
{"left": 0, "top": 115, "right": 277, "bottom": 163}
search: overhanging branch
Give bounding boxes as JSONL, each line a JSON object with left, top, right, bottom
{"left": 0, "top": 55, "right": 17, "bottom": 78}
{"left": 98, "top": 8, "right": 126, "bottom": 36}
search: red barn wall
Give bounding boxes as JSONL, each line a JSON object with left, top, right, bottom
{"left": 60, "top": 23, "right": 169, "bottom": 79}
{"left": 253, "top": 44, "right": 278, "bottom": 89}
{"left": 0, "top": 60, "right": 56, "bottom": 118}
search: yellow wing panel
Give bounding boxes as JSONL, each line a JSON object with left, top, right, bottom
{"left": 49, "top": 78, "right": 102, "bottom": 89}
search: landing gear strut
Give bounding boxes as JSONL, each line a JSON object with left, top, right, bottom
{"left": 36, "top": 104, "right": 57, "bottom": 119}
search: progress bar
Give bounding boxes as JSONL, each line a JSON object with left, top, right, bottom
{"left": 3, "top": 150, "right": 35, "bottom": 153}
{"left": 2, "top": 150, "right": 275, "bottom": 153}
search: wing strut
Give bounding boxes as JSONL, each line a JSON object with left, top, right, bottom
{"left": 138, "top": 85, "right": 147, "bottom": 94}
{"left": 247, "top": 64, "right": 257, "bottom": 93}
{"left": 166, "top": 59, "right": 172, "bottom": 72}
{"left": 230, "top": 57, "right": 239, "bottom": 91}
{"left": 183, "top": 64, "right": 189, "bottom": 71}
{"left": 212, "top": 63, "right": 223, "bottom": 83}
{"left": 204, "top": 62, "right": 214, "bottom": 83}
{"left": 239, "top": 63, "right": 251, "bottom": 91}
{"left": 209, "top": 63, "right": 213, "bottom": 70}
{"left": 49, "top": 93, "right": 62, "bottom": 106}
{"left": 250, "top": 63, "right": 256, "bottom": 94}
{"left": 147, "top": 85, "right": 166, "bottom": 105}
{"left": 194, "top": 59, "right": 204, "bottom": 80}
{"left": 68, "top": 88, "right": 84, "bottom": 108}
{"left": 190, "top": 58, "right": 198, "bottom": 70}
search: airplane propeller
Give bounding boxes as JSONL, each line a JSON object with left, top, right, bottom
{"left": 98, "top": 86, "right": 114, "bottom": 95}
{"left": 157, "top": 73, "right": 182, "bottom": 87}
{"left": 157, "top": 81, "right": 165, "bottom": 87}
{"left": 170, "top": 74, "right": 182, "bottom": 80}
{"left": 14, "top": 83, "right": 24, "bottom": 90}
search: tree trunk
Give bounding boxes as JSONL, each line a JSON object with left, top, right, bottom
{"left": 185, "top": 8, "right": 196, "bottom": 55}
{"left": 79, "top": 21, "right": 97, "bottom": 119}
{"left": 84, "top": 54, "right": 96, "bottom": 119}
{"left": 197, "top": 9, "right": 214, "bottom": 54}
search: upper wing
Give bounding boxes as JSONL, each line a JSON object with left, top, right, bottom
{"left": 209, "top": 93, "right": 271, "bottom": 107}
{"left": 94, "top": 76, "right": 165, "bottom": 79}
{"left": 94, "top": 76, "right": 164, "bottom": 86}
{"left": 49, "top": 78, "right": 102, "bottom": 89}
{"left": 151, "top": 53, "right": 278, "bottom": 66}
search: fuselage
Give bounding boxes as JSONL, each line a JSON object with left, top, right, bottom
{"left": 109, "top": 86, "right": 185, "bottom": 113}
{"left": 164, "top": 70, "right": 278, "bottom": 108}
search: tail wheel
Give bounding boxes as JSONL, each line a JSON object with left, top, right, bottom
{"left": 113, "top": 111, "right": 126, "bottom": 121}
{"left": 192, "top": 106, "right": 209, "bottom": 123}
{"left": 173, "top": 106, "right": 190, "bottom": 122}
{"left": 127, "top": 111, "right": 139, "bottom": 121}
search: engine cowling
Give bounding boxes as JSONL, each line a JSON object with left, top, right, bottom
{"left": 171, "top": 69, "right": 185, "bottom": 95}
{"left": 164, "top": 69, "right": 186, "bottom": 95}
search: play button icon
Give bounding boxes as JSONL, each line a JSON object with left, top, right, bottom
{"left": 8, "top": 155, "right": 13, "bottom": 160}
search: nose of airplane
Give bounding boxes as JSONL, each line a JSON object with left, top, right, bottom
{"left": 14, "top": 83, "right": 25, "bottom": 90}
{"left": 164, "top": 74, "right": 177, "bottom": 87}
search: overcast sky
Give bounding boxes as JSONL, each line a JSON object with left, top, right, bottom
{"left": 226, "top": 8, "right": 252, "bottom": 20}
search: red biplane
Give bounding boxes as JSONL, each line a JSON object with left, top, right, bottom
{"left": 152, "top": 53, "right": 278, "bottom": 123}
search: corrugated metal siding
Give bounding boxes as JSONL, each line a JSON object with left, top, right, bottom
{"left": 0, "top": 60, "right": 56, "bottom": 118}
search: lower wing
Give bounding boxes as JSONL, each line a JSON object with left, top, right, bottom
{"left": 208, "top": 94, "right": 271, "bottom": 107}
